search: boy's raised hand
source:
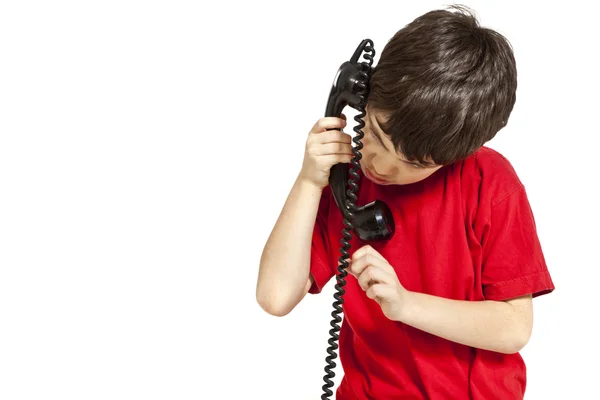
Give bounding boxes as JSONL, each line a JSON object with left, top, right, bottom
{"left": 348, "top": 244, "right": 411, "bottom": 321}
{"left": 298, "top": 114, "right": 354, "bottom": 190}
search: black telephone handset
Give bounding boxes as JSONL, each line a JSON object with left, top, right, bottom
{"left": 319, "top": 39, "right": 395, "bottom": 399}
{"left": 326, "top": 41, "right": 395, "bottom": 242}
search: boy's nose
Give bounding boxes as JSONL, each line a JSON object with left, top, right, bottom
{"left": 372, "top": 162, "right": 395, "bottom": 179}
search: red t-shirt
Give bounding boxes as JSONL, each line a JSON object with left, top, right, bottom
{"left": 308, "top": 146, "right": 555, "bottom": 399}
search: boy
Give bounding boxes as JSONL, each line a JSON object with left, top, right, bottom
{"left": 256, "top": 5, "right": 555, "bottom": 399}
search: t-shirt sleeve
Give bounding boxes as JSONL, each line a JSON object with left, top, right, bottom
{"left": 480, "top": 184, "right": 555, "bottom": 301}
{"left": 308, "top": 186, "right": 336, "bottom": 294}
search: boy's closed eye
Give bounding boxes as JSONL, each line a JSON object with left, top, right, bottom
{"left": 365, "top": 127, "right": 433, "bottom": 169}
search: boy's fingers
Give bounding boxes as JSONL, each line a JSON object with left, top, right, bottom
{"left": 311, "top": 117, "right": 346, "bottom": 133}
{"left": 350, "top": 252, "right": 391, "bottom": 277}
{"left": 357, "top": 266, "right": 392, "bottom": 291}
{"left": 313, "top": 130, "right": 352, "bottom": 145}
{"left": 354, "top": 245, "right": 386, "bottom": 263}
{"left": 316, "top": 142, "right": 353, "bottom": 156}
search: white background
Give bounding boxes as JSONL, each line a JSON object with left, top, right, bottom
{"left": 0, "top": 1, "right": 597, "bottom": 399}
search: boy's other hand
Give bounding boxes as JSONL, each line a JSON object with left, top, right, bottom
{"left": 298, "top": 114, "right": 353, "bottom": 190}
{"left": 348, "top": 245, "right": 411, "bottom": 321}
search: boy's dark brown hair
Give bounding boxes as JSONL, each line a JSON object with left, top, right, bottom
{"left": 366, "top": 4, "right": 517, "bottom": 166}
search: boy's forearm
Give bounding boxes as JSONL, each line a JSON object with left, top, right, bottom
{"left": 256, "top": 175, "right": 323, "bottom": 315}
{"left": 396, "top": 291, "right": 531, "bottom": 354}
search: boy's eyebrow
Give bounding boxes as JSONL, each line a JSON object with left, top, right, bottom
{"left": 370, "top": 115, "right": 394, "bottom": 153}
{"left": 370, "top": 122, "right": 394, "bottom": 153}
{"left": 370, "top": 115, "right": 435, "bottom": 167}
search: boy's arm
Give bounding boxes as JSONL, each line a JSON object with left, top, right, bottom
{"left": 256, "top": 176, "right": 322, "bottom": 317}
{"left": 350, "top": 245, "right": 540, "bottom": 354}
{"left": 350, "top": 237, "right": 540, "bottom": 355}
{"left": 398, "top": 291, "right": 533, "bottom": 354}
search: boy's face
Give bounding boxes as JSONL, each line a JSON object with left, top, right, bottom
{"left": 359, "top": 106, "right": 444, "bottom": 185}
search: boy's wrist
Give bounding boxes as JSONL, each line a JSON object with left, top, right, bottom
{"left": 393, "top": 290, "right": 417, "bottom": 323}
{"left": 296, "top": 174, "right": 325, "bottom": 193}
